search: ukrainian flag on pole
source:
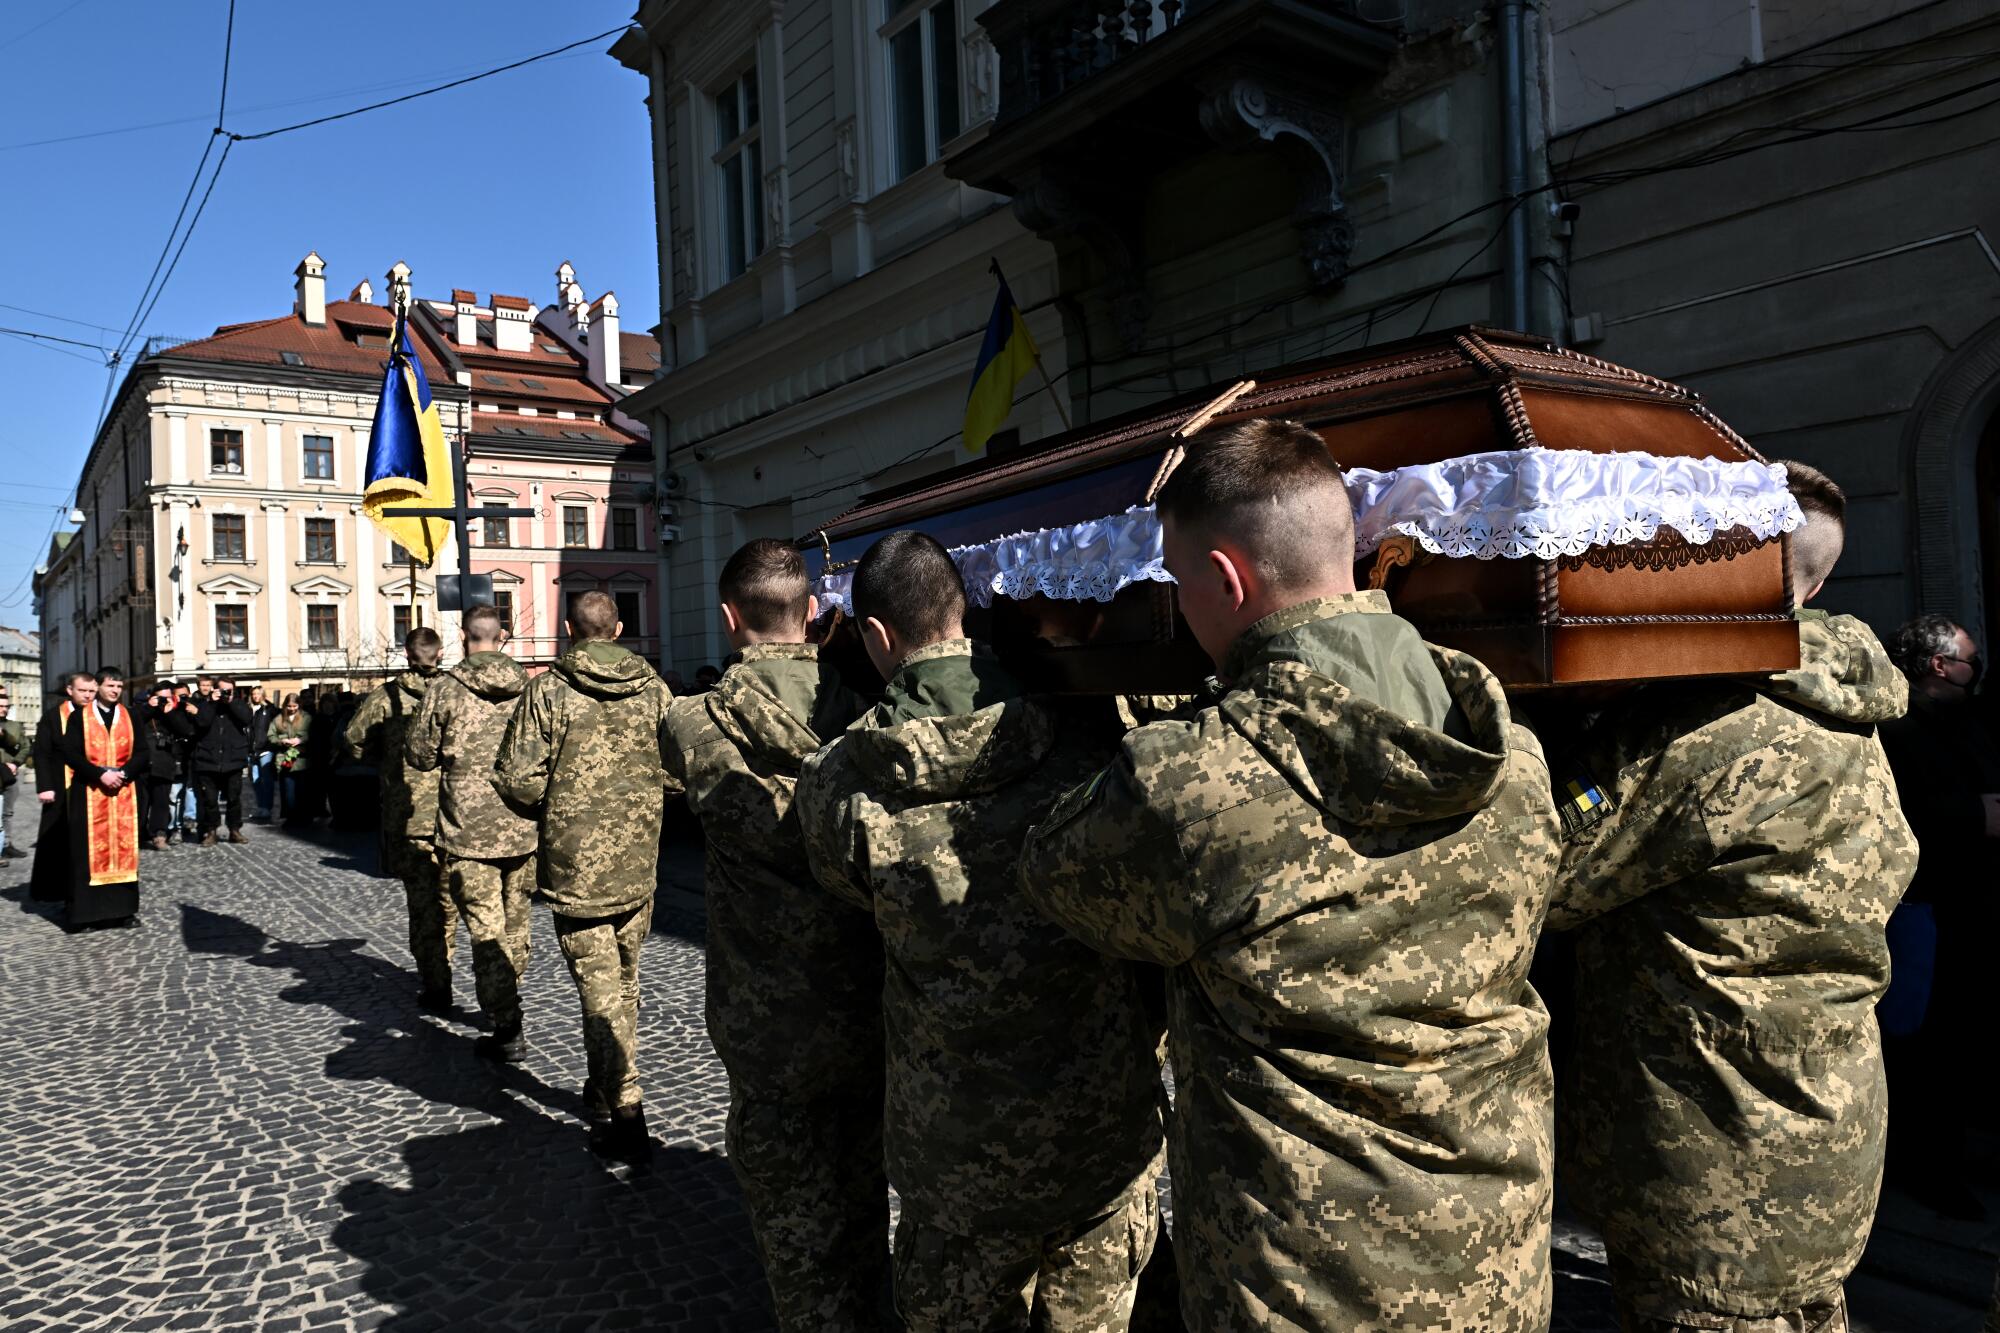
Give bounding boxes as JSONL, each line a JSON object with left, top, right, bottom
{"left": 963, "top": 267, "right": 1041, "bottom": 456}
{"left": 362, "top": 310, "right": 453, "bottom": 565}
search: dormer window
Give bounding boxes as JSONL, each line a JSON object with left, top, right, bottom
{"left": 280, "top": 351, "right": 305, "bottom": 368}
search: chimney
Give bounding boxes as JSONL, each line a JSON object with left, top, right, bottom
{"left": 348, "top": 278, "right": 374, "bottom": 304}
{"left": 294, "top": 251, "right": 326, "bottom": 326}
{"left": 451, "top": 289, "right": 479, "bottom": 346}
{"left": 588, "top": 291, "right": 621, "bottom": 387}
{"left": 385, "top": 261, "right": 412, "bottom": 312}
{"left": 555, "top": 260, "right": 586, "bottom": 331}
{"left": 491, "top": 294, "right": 535, "bottom": 352}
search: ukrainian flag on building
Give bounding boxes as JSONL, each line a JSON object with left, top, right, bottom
{"left": 962, "top": 273, "right": 1040, "bottom": 456}
{"left": 362, "top": 311, "right": 453, "bottom": 565}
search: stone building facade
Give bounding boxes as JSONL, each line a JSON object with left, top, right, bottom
{"left": 611, "top": 0, "right": 1999, "bottom": 647}
{"left": 612, "top": 0, "right": 1071, "bottom": 669}
{"left": 0, "top": 626, "right": 42, "bottom": 731}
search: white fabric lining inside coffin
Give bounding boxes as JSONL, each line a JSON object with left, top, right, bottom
{"left": 814, "top": 448, "right": 1805, "bottom": 616}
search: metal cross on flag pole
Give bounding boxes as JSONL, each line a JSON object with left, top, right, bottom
{"left": 365, "top": 281, "right": 535, "bottom": 617}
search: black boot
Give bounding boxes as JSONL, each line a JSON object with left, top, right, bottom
{"left": 473, "top": 1026, "right": 524, "bottom": 1063}
{"left": 588, "top": 1103, "right": 650, "bottom": 1163}
{"left": 417, "top": 987, "right": 452, "bottom": 1015}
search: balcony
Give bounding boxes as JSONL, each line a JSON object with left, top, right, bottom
{"left": 948, "top": 0, "right": 1398, "bottom": 344}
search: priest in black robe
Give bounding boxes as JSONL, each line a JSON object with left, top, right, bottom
{"left": 28, "top": 672, "right": 92, "bottom": 904}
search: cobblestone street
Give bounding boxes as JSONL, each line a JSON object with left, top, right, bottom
{"left": 0, "top": 799, "right": 1990, "bottom": 1331}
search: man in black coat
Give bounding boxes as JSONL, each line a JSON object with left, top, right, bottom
{"left": 1879, "top": 613, "right": 2000, "bottom": 1220}
{"left": 172, "top": 676, "right": 253, "bottom": 847}
{"left": 137, "top": 681, "right": 184, "bottom": 850}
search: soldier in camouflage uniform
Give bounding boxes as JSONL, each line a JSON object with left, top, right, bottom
{"left": 797, "top": 531, "right": 1166, "bottom": 1333}
{"left": 662, "top": 539, "right": 886, "bottom": 1332}
{"left": 341, "top": 627, "right": 455, "bottom": 1011}
{"left": 1542, "top": 460, "right": 1916, "bottom": 1332}
{"left": 405, "top": 605, "right": 538, "bottom": 1063}
{"left": 1019, "top": 420, "right": 1560, "bottom": 1333}
{"left": 495, "top": 590, "right": 672, "bottom": 1161}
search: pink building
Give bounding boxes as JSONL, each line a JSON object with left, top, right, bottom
{"left": 408, "top": 265, "right": 662, "bottom": 669}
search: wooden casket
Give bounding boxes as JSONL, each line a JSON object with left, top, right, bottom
{"left": 803, "top": 326, "right": 1801, "bottom": 693}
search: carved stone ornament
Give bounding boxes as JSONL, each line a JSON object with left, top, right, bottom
{"left": 764, "top": 164, "right": 790, "bottom": 245}
{"left": 834, "top": 116, "right": 859, "bottom": 201}
{"left": 1198, "top": 69, "right": 1354, "bottom": 288}
{"left": 964, "top": 26, "right": 999, "bottom": 125}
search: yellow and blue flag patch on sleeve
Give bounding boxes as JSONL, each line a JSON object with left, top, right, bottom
{"left": 1557, "top": 773, "right": 1614, "bottom": 840}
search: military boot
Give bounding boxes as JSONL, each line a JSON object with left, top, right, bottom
{"left": 588, "top": 1103, "right": 650, "bottom": 1163}
{"left": 473, "top": 1026, "right": 525, "bottom": 1063}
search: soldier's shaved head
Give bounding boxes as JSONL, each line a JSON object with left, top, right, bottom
{"left": 852, "top": 531, "right": 964, "bottom": 649}
{"left": 1771, "top": 458, "right": 1845, "bottom": 604}
{"left": 462, "top": 604, "right": 506, "bottom": 648}
{"left": 1156, "top": 418, "right": 1355, "bottom": 591}
{"left": 719, "top": 539, "right": 812, "bottom": 638}
{"left": 568, "top": 589, "right": 621, "bottom": 641}
{"left": 405, "top": 625, "right": 443, "bottom": 668}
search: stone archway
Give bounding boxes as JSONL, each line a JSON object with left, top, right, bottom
{"left": 1908, "top": 315, "right": 2000, "bottom": 648}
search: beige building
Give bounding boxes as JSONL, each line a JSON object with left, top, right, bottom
{"left": 37, "top": 257, "right": 474, "bottom": 695}
{"left": 0, "top": 626, "right": 42, "bottom": 732}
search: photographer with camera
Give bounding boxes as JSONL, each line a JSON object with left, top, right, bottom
{"left": 170, "top": 676, "right": 254, "bottom": 846}
{"left": 139, "top": 681, "right": 184, "bottom": 850}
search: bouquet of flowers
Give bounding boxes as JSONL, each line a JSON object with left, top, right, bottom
{"left": 277, "top": 744, "right": 301, "bottom": 773}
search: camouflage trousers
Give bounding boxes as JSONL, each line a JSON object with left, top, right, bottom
{"left": 1619, "top": 1294, "right": 1847, "bottom": 1333}
{"left": 893, "top": 1172, "right": 1160, "bottom": 1333}
{"left": 393, "top": 839, "right": 456, "bottom": 996}
{"left": 443, "top": 853, "right": 534, "bottom": 1032}
{"left": 727, "top": 1086, "right": 891, "bottom": 1333}
{"left": 553, "top": 899, "right": 652, "bottom": 1111}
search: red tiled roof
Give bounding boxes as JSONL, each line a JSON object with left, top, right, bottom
{"left": 469, "top": 411, "right": 639, "bottom": 445}
{"left": 155, "top": 301, "right": 453, "bottom": 384}
{"left": 620, "top": 332, "right": 662, "bottom": 375}
{"left": 491, "top": 294, "right": 532, "bottom": 311}
{"left": 451, "top": 289, "right": 477, "bottom": 306}
{"left": 466, "top": 368, "right": 609, "bottom": 406}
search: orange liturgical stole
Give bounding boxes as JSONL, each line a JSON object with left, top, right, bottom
{"left": 61, "top": 701, "right": 140, "bottom": 886}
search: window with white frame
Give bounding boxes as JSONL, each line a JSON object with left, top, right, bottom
{"left": 215, "top": 603, "right": 249, "bottom": 651}
{"left": 307, "top": 604, "right": 340, "bottom": 650}
{"left": 714, "top": 65, "right": 765, "bottom": 281}
{"left": 884, "top": 0, "right": 961, "bottom": 181}
{"left": 302, "top": 434, "right": 335, "bottom": 481}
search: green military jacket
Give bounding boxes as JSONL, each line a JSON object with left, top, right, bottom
{"left": 494, "top": 640, "right": 670, "bottom": 918}
{"left": 1021, "top": 593, "right": 1560, "bottom": 1333}
{"left": 1, "top": 717, "right": 26, "bottom": 788}
{"left": 797, "top": 640, "right": 1165, "bottom": 1237}
{"left": 662, "top": 642, "right": 880, "bottom": 1102}
{"left": 1548, "top": 612, "right": 1917, "bottom": 1321}
{"left": 340, "top": 668, "right": 442, "bottom": 845}
{"left": 405, "top": 650, "right": 537, "bottom": 861}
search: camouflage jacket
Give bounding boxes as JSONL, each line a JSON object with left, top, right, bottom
{"left": 1548, "top": 611, "right": 1917, "bottom": 1320}
{"left": 0, "top": 717, "right": 26, "bottom": 761}
{"left": 405, "top": 650, "right": 537, "bottom": 861}
{"left": 494, "top": 640, "right": 670, "bottom": 918}
{"left": 662, "top": 642, "right": 881, "bottom": 1102}
{"left": 1021, "top": 594, "right": 1559, "bottom": 1332}
{"left": 797, "top": 640, "right": 1165, "bottom": 1237}
{"left": 340, "top": 668, "right": 442, "bottom": 844}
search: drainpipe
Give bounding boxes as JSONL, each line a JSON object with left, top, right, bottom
{"left": 1498, "top": 0, "right": 1532, "bottom": 333}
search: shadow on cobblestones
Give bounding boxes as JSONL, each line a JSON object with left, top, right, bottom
{"left": 2, "top": 882, "right": 64, "bottom": 928}
{"left": 331, "top": 1118, "right": 771, "bottom": 1331}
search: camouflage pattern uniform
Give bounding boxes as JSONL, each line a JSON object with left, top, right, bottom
{"left": 797, "top": 639, "right": 1166, "bottom": 1333}
{"left": 342, "top": 667, "right": 453, "bottom": 997}
{"left": 662, "top": 642, "right": 886, "bottom": 1332}
{"left": 406, "top": 649, "right": 538, "bottom": 1034}
{"left": 1548, "top": 611, "right": 1917, "bottom": 1330}
{"left": 494, "top": 639, "right": 670, "bottom": 1112}
{"left": 1020, "top": 593, "right": 1560, "bottom": 1333}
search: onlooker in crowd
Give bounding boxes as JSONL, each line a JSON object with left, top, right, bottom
{"left": 169, "top": 680, "right": 198, "bottom": 839}
{"left": 138, "top": 681, "right": 183, "bottom": 851}
{"left": 247, "top": 685, "right": 278, "bottom": 823}
{"left": 269, "top": 694, "right": 314, "bottom": 828}
{"left": 693, "top": 664, "right": 720, "bottom": 693}
{"left": 1880, "top": 613, "right": 2000, "bottom": 1220}
{"left": 661, "top": 669, "right": 687, "bottom": 696}
{"left": 0, "top": 686, "right": 28, "bottom": 859}
{"left": 173, "top": 677, "right": 253, "bottom": 846}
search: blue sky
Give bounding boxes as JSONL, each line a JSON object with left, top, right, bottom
{"left": 0, "top": 0, "right": 656, "bottom": 619}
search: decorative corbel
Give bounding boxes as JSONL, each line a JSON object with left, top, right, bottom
{"left": 1199, "top": 67, "right": 1355, "bottom": 289}
{"left": 1011, "top": 165, "right": 1151, "bottom": 352}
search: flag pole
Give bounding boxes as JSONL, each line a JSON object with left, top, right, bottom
{"left": 989, "top": 259, "right": 1071, "bottom": 433}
